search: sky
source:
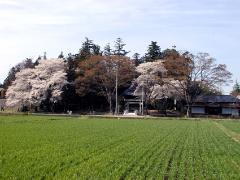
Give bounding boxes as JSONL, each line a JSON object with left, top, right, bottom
{"left": 0, "top": 0, "right": 239, "bottom": 94}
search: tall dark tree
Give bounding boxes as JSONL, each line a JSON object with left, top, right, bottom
{"left": 231, "top": 81, "right": 240, "bottom": 97}
{"left": 144, "top": 41, "right": 161, "bottom": 62}
{"left": 3, "top": 58, "right": 35, "bottom": 89}
{"left": 112, "top": 38, "right": 129, "bottom": 56}
{"left": 92, "top": 44, "right": 102, "bottom": 56}
{"left": 43, "top": 52, "right": 47, "bottom": 60}
{"left": 162, "top": 48, "right": 179, "bottom": 59}
{"left": 78, "top": 37, "right": 93, "bottom": 60}
{"left": 61, "top": 54, "right": 79, "bottom": 111}
{"left": 132, "top": 53, "right": 143, "bottom": 66}
{"left": 77, "top": 37, "right": 102, "bottom": 61}
{"left": 58, "top": 51, "right": 64, "bottom": 59}
{"left": 103, "top": 43, "right": 112, "bottom": 56}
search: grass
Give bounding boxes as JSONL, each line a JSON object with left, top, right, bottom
{"left": 1, "top": 115, "right": 240, "bottom": 179}
{"left": 219, "top": 120, "right": 240, "bottom": 133}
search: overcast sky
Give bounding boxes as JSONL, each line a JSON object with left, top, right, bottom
{"left": 0, "top": 0, "right": 239, "bottom": 94}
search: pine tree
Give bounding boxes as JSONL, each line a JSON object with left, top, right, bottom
{"left": 58, "top": 51, "right": 64, "bottom": 59}
{"left": 132, "top": 53, "right": 143, "bottom": 66}
{"left": 92, "top": 44, "right": 102, "bottom": 56}
{"left": 144, "top": 41, "right": 161, "bottom": 62}
{"left": 112, "top": 38, "right": 129, "bottom": 56}
{"left": 78, "top": 37, "right": 102, "bottom": 60}
{"left": 43, "top": 52, "right": 47, "bottom": 60}
{"left": 103, "top": 43, "right": 112, "bottom": 56}
{"left": 231, "top": 81, "right": 240, "bottom": 97}
{"left": 78, "top": 37, "right": 93, "bottom": 60}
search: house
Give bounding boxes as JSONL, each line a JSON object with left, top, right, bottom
{"left": 191, "top": 95, "right": 240, "bottom": 117}
{"left": 122, "top": 82, "right": 144, "bottom": 115}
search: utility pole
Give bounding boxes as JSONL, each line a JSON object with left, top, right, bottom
{"left": 115, "top": 65, "right": 118, "bottom": 115}
{"left": 141, "top": 86, "right": 144, "bottom": 115}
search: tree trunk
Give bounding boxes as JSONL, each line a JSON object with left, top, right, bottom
{"left": 108, "top": 95, "right": 112, "bottom": 114}
{"left": 185, "top": 91, "right": 191, "bottom": 118}
{"left": 186, "top": 104, "right": 190, "bottom": 117}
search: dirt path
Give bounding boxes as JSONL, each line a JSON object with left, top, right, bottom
{"left": 214, "top": 122, "right": 240, "bottom": 143}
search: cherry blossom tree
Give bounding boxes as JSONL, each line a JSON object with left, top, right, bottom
{"left": 134, "top": 60, "right": 183, "bottom": 113}
{"left": 6, "top": 59, "right": 68, "bottom": 111}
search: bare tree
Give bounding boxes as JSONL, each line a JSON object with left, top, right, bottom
{"left": 164, "top": 52, "right": 232, "bottom": 116}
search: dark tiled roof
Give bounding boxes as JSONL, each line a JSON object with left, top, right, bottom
{"left": 194, "top": 95, "right": 240, "bottom": 103}
{"left": 122, "top": 81, "right": 138, "bottom": 96}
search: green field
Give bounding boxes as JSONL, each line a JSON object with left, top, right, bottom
{"left": 1, "top": 115, "right": 240, "bottom": 179}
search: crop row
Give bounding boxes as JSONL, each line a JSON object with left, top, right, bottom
{"left": 1, "top": 116, "right": 240, "bottom": 179}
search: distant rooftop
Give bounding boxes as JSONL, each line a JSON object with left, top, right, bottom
{"left": 194, "top": 95, "right": 240, "bottom": 103}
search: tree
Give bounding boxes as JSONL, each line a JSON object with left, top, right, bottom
{"left": 134, "top": 60, "right": 180, "bottom": 113}
{"left": 231, "top": 81, "right": 240, "bottom": 97}
{"left": 164, "top": 52, "right": 232, "bottom": 116}
{"left": 132, "top": 53, "right": 143, "bottom": 66}
{"left": 75, "top": 55, "right": 135, "bottom": 113}
{"left": 5, "top": 59, "right": 68, "bottom": 111}
{"left": 58, "top": 51, "right": 64, "bottom": 59}
{"left": 77, "top": 38, "right": 102, "bottom": 61}
{"left": 92, "top": 44, "right": 102, "bottom": 56}
{"left": 112, "top": 38, "right": 130, "bottom": 56}
{"left": 3, "top": 58, "right": 35, "bottom": 89}
{"left": 144, "top": 41, "right": 161, "bottom": 62}
{"left": 103, "top": 43, "right": 112, "bottom": 56}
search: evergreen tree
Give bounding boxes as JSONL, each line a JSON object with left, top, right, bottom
{"left": 144, "top": 41, "right": 161, "bottom": 62}
{"left": 132, "top": 53, "right": 143, "bottom": 66}
{"left": 112, "top": 38, "right": 129, "bottom": 56}
{"left": 92, "top": 44, "right": 102, "bottom": 56}
{"left": 103, "top": 43, "right": 112, "bottom": 56}
{"left": 231, "top": 81, "right": 240, "bottom": 97}
{"left": 58, "top": 51, "right": 64, "bottom": 59}
{"left": 43, "top": 52, "right": 47, "bottom": 60}
{"left": 78, "top": 37, "right": 102, "bottom": 60}
{"left": 234, "top": 81, "right": 240, "bottom": 92}
{"left": 78, "top": 37, "right": 93, "bottom": 60}
{"left": 61, "top": 54, "right": 78, "bottom": 112}
{"left": 162, "top": 48, "right": 179, "bottom": 59}
{"left": 3, "top": 58, "right": 35, "bottom": 89}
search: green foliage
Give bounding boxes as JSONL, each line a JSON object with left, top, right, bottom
{"left": 112, "top": 38, "right": 129, "bottom": 56}
{"left": 231, "top": 81, "right": 240, "bottom": 97}
{"left": 3, "top": 58, "right": 35, "bottom": 89}
{"left": 219, "top": 121, "right": 240, "bottom": 133}
{"left": 77, "top": 37, "right": 102, "bottom": 61}
{"left": 1, "top": 115, "right": 240, "bottom": 179}
{"left": 58, "top": 51, "right": 64, "bottom": 59}
{"left": 234, "top": 81, "right": 240, "bottom": 92}
{"left": 132, "top": 53, "right": 143, "bottom": 66}
{"left": 103, "top": 43, "right": 112, "bottom": 56}
{"left": 144, "top": 41, "right": 161, "bottom": 62}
